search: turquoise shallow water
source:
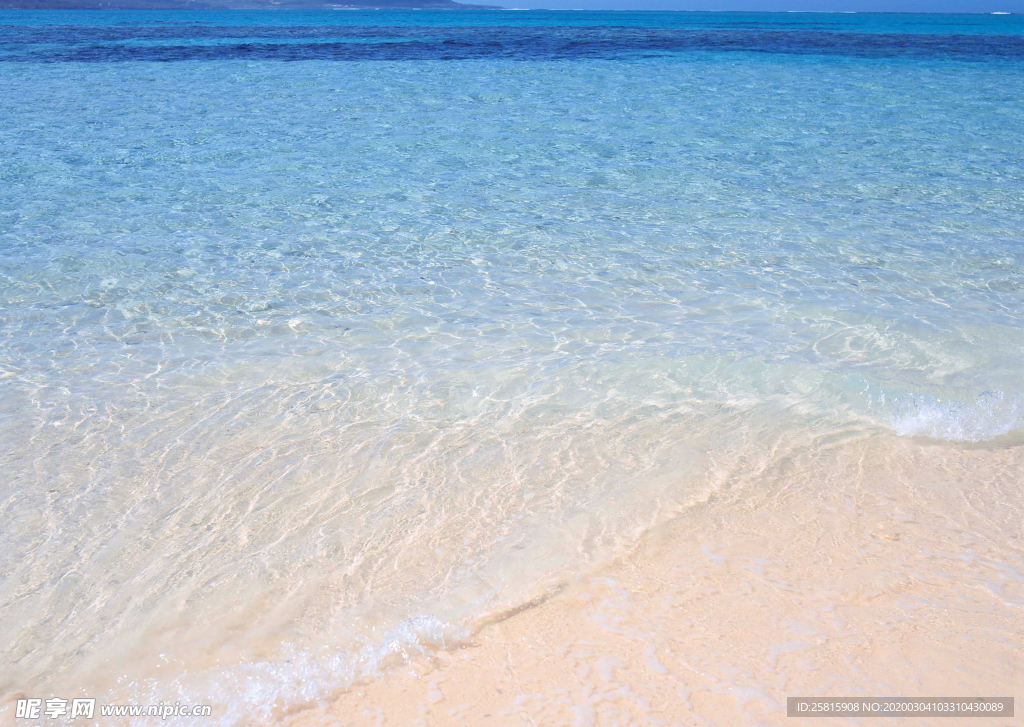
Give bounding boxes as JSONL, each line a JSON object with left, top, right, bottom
{"left": 1, "top": 11, "right": 1023, "bottom": 723}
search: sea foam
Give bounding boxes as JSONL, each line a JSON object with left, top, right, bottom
{"left": 884, "top": 390, "right": 1023, "bottom": 443}
{"left": 104, "top": 616, "right": 467, "bottom": 727}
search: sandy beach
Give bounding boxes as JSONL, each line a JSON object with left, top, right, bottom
{"left": 281, "top": 433, "right": 1023, "bottom": 726}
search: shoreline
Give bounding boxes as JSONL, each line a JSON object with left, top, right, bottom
{"left": 279, "top": 433, "right": 1024, "bottom": 725}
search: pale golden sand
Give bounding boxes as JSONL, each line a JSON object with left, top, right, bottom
{"left": 276, "top": 435, "right": 1023, "bottom": 727}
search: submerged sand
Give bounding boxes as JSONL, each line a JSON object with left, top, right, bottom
{"left": 277, "top": 434, "right": 1023, "bottom": 726}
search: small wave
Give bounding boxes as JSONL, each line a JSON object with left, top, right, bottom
{"left": 107, "top": 616, "right": 467, "bottom": 727}
{"left": 884, "top": 390, "right": 1023, "bottom": 443}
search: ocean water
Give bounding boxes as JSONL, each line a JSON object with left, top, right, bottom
{"left": 1, "top": 10, "right": 1023, "bottom": 723}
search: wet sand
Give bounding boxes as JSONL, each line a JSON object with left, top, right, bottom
{"left": 278, "top": 434, "right": 1024, "bottom": 726}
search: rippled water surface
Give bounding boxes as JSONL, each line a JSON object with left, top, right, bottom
{"left": 1, "top": 10, "right": 1023, "bottom": 723}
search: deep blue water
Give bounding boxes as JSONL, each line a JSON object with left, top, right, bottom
{"left": 2, "top": 11, "right": 1024, "bottom": 61}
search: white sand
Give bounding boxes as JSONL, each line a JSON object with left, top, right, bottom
{"left": 278, "top": 434, "right": 1024, "bottom": 726}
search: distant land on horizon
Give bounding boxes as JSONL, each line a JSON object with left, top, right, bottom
{"left": 0, "top": 0, "right": 499, "bottom": 8}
